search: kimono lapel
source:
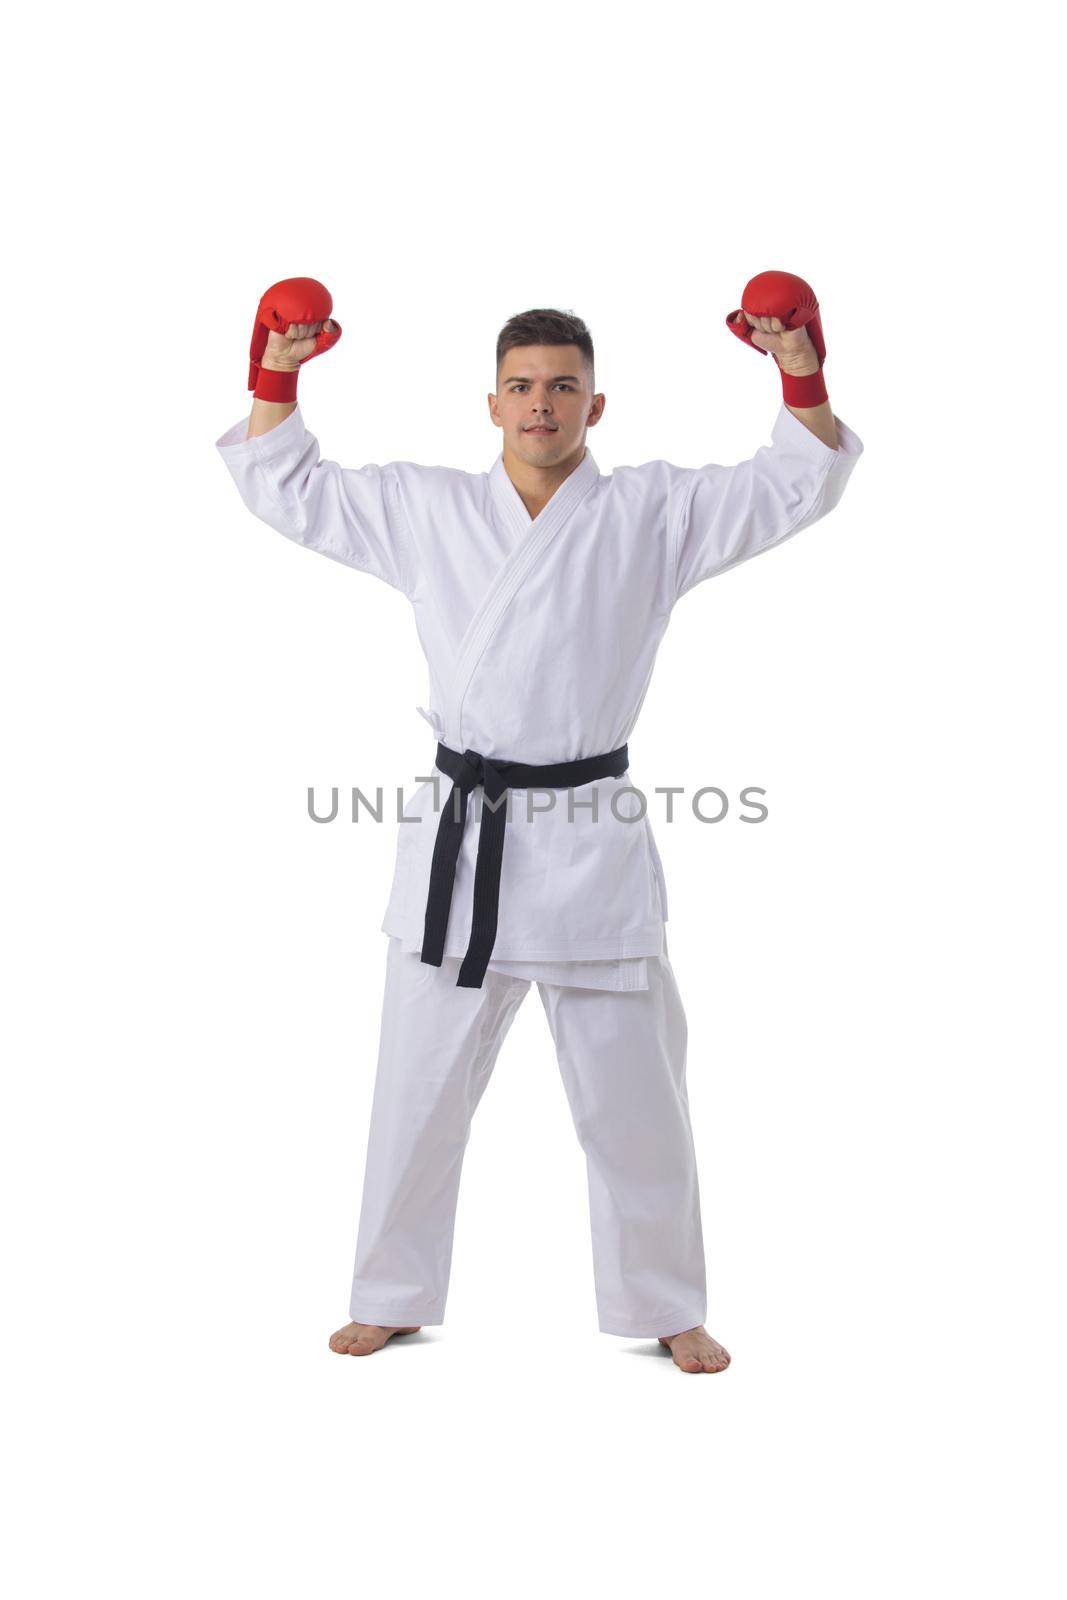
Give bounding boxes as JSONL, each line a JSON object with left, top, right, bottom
{"left": 488, "top": 445, "right": 598, "bottom": 543}
{"left": 443, "top": 447, "right": 600, "bottom": 745}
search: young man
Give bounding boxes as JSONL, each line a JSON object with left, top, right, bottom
{"left": 216, "top": 274, "right": 863, "bottom": 1374}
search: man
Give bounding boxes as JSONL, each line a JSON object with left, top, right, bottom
{"left": 216, "top": 274, "right": 863, "bottom": 1373}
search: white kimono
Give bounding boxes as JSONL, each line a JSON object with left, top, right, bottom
{"left": 216, "top": 404, "right": 863, "bottom": 989}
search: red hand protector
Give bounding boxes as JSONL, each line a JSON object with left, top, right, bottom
{"left": 725, "top": 270, "right": 828, "bottom": 408}
{"left": 247, "top": 277, "right": 343, "bottom": 400}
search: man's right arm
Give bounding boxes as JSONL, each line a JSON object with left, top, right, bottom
{"left": 217, "top": 307, "right": 417, "bottom": 597}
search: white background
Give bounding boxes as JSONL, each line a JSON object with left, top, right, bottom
{"left": 3, "top": 1, "right": 1062, "bottom": 1595}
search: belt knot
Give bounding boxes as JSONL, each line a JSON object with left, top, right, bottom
{"left": 457, "top": 747, "right": 507, "bottom": 801}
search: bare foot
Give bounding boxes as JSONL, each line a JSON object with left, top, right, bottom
{"left": 329, "top": 1321, "right": 422, "bottom": 1356}
{"left": 658, "top": 1325, "right": 731, "bottom": 1373}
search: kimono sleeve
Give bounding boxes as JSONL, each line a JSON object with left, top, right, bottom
{"left": 214, "top": 406, "right": 417, "bottom": 598}
{"left": 668, "top": 404, "right": 864, "bottom": 603}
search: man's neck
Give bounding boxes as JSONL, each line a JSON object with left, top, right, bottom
{"left": 502, "top": 441, "right": 587, "bottom": 520}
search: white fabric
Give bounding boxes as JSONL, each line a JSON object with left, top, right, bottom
{"left": 347, "top": 937, "right": 707, "bottom": 1338}
{"left": 216, "top": 404, "right": 863, "bottom": 979}
{"left": 482, "top": 955, "right": 649, "bottom": 991}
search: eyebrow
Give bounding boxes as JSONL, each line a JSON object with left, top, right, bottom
{"left": 503, "top": 374, "right": 581, "bottom": 385}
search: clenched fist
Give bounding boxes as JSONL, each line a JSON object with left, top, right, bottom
{"left": 261, "top": 316, "right": 340, "bottom": 372}
{"left": 248, "top": 277, "right": 343, "bottom": 395}
{"left": 732, "top": 310, "right": 819, "bottom": 377}
{"left": 726, "top": 270, "right": 828, "bottom": 409}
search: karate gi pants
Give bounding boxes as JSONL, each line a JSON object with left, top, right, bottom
{"left": 348, "top": 937, "right": 708, "bottom": 1338}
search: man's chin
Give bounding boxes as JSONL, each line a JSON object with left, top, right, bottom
{"left": 517, "top": 431, "right": 564, "bottom": 457}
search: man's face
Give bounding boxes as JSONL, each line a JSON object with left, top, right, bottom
{"left": 489, "top": 344, "right": 604, "bottom": 468}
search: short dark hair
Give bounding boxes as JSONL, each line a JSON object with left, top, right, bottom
{"left": 496, "top": 308, "right": 595, "bottom": 388}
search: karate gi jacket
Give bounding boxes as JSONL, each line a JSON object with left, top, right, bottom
{"left": 216, "top": 403, "right": 864, "bottom": 989}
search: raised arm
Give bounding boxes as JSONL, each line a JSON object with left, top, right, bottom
{"left": 661, "top": 271, "right": 860, "bottom": 600}
{"left": 216, "top": 281, "right": 416, "bottom": 597}
{"left": 725, "top": 270, "right": 839, "bottom": 450}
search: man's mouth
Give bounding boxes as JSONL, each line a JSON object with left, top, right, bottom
{"left": 525, "top": 426, "right": 557, "bottom": 434}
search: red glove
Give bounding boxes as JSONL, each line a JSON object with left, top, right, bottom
{"left": 725, "top": 270, "right": 828, "bottom": 408}
{"left": 248, "top": 277, "right": 343, "bottom": 402}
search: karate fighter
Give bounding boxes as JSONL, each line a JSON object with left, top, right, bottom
{"left": 216, "top": 273, "right": 863, "bottom": 1373}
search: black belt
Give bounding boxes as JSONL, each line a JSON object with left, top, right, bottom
{"left": 420, "top": 741, "right": 630, "bottom": 988}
